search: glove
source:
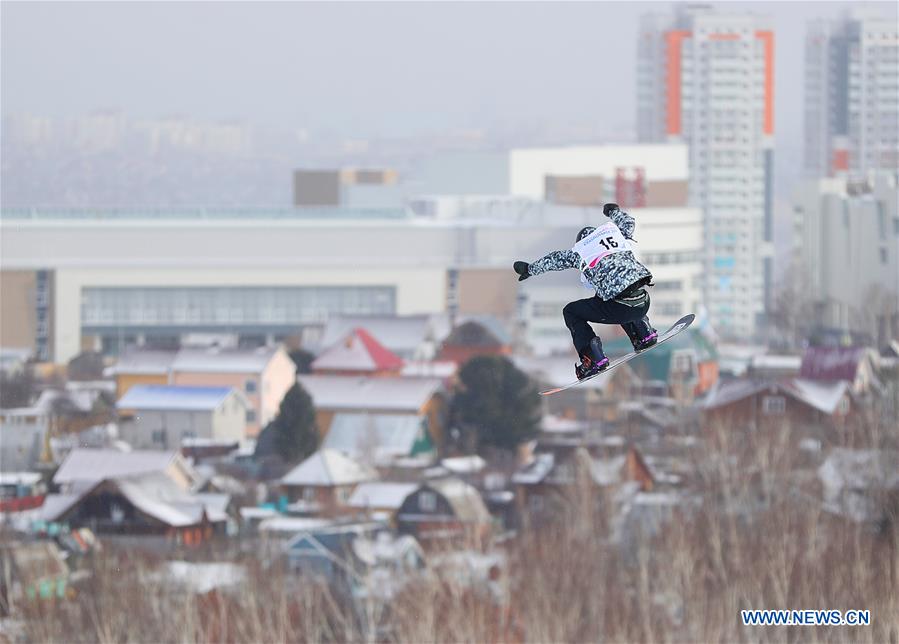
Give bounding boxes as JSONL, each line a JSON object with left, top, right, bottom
{"left": 513, "top": 261, "right": 530, "bottom": 281}
{"left": 603, "top": 203, "right": 620, "bottom": 216}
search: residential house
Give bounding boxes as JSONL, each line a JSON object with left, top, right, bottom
{"left": 43, "top": 470, "right": 227, "bottom": 544}
{"left": 108, "top": 348, "right": 177, "bottom": 399}
{"left": 0, "top": 407, "right": 47, "bottom": 472}
{"left": 117, "top": 385, "right": 249, "bottom": 450}
{"left": 311, "top": 328, "right": 404, "bottom": 376}
{"left": 284, "top": 523, "right": 425, "bottom": 601}
{"left": 345, "top": 482, "right": 418, "bottom": 524}
{"left": 513, "top": 446, "right": 654, "bottom": 526}
{"left": 396, "top": 478, "right": 492, "bottom": 547}
{"left": 0, "top": 472, "right": 46, "bottom": 513}
{"left": 110, "top": 345, "right": 296, "bottom": 437}
{"left": 42, "top": 448, "right": 224, "bottom": 544}
{"left": 513, "top": 354, "right": 641, "bottom": 423}
{"left": 280, "top": 449, "right": 377, "bottom": 516}
{"left": 316, "top": 314, "right": 443, "bottom": 360}
{"left": 602, "top": 328, "right": 718, "bottom": 401}
{"left": 438, "top": 318, "right": 512, "bottom": 365}
{"left": 52, "top": 448, "right": 199, "bottom": 493}
{"left": 702, "top": 378, "right": 851, "bottom": 439}
{"left": 171, "top": 345, "right": 296, "bottom": 436}
{"left": 1, "top": 388, "right": 114, "bottom": 471}
{"left": 799, "top": 346, "right": 882, "bottom": 396}
{"left": 297, "top": 374, "right": 446, "bottom": 447}
{"left": 322, "top": 412, "right": 435, "bottom": 465}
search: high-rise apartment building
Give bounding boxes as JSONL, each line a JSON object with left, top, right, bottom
{"left": 792, "top": 171, "right": 899, "bottom": 345}
{"left": 804, "top": 10, "right": 899, "bottom": 179}
{"left": 637, "top": 6, "right": 775, "bottom": 339}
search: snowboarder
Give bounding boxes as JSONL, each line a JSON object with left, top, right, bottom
{"left": 513, "top": 203, "right": 658, "bottom": 380}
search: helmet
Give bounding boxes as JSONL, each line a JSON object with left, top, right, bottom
{"left": 576, "top": 226, "right": 595, "bottom": 243}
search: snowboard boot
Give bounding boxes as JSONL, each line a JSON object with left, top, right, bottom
{"left": 575, "top": 337, "right": 610, "bottom": 380}
{"left": 623, "top": 317, "right": 658, "bottom": 352}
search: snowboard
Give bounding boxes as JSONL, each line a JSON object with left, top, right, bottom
{"left": 538, "top": 313, "right": 695, "bottom": 396}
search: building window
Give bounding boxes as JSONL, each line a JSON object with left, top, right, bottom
{"left": 762, "top": 395, "right": 786, "bottom": 415}
{"left": 245, "top": 379, "right": 257, "bottom": 394}
{"left": 151, "top": 429, "right": 167, "bottom": 446}
{"left": 837, "top": 397, "right": 850, "bottom": 415}
{"left": 419, "top": 491, "right": 437, "bottom": 512}
{"left": 303, "top": 488, "right": 315, "bottom": 502}
{"left": 880, "top": 247, "right": 888, "bottom": 264}
{"left": 246, "top": 410, "right": 257, "bottom": 424}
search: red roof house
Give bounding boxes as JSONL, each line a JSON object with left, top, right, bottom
{"left": 311, "top": 328, "right": 404, "bottom": 376}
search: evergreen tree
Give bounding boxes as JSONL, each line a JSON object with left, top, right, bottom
{"left": 288, "top": 348, "right": 316, "bottom": 374}
{"left": 256, "top": 382, "right": 318, "bottom": 463}
{"left": 451, "top": 355, "right": 541, "bottom": 451}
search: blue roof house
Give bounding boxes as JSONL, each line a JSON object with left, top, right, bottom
{"left": 117, "top": 385, "right": 249, "bottom": 450}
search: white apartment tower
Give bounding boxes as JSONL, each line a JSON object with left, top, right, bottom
{"left": 804, "top": 10, "right": 899, "bottom": 179}
{"left": 637, "top": 6, "right": 775, "bottom": 340}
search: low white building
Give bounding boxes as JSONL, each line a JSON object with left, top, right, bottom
{"left": 117, "top": 385, "right": 248, "bottom": 450}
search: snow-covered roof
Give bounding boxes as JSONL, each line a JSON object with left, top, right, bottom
{"left": 194, "top": 493, "right": 231, "bottom": 521}
{"left": 45, "top": 470, "right": 215, "bottom": 527}
{"left": 53, "top": 448, "right": 191, "bottom": 487}
{"left": 440, "top": 455, "right": 486, "bottom": 474}
{"left": 512, "top": 453, "right": 555, "bottom": 485}
{"left": 312, "top": 328, "right": 404, "bottom": 373}
{"left": 172, "top": 345, "right": 282, "bottom": 374}
{"left": 297, "top": 375, "right": 442, "bottom": 412}
{"left": 702, "top": 378, "right": 848, "bottom": 415}
{"left": 40, "top": 492, "right": 88, "bottom": 521}
{"left": 258, "top": 516, "right": 333, "bottom": 534}
{"left": 750, "top": 354, "right": 802, "bottom": 372}
{"left": 115, "top": 471, "right": 208, "bottom": 526}
{"left": 347, "top": 482, "right": 418, "bottom": 510}
{"left": 421, "top": 478, "right": 491, "bottom": 524}
{"left": 238, "top": 506, "right": 280, "bottom": 521}
{"left": 117, "top": 385, "right": 239, "bottom": 412}
{"left": 0, "top": 472, "right": 42, "bottom": 486}
{"left": 322, "top": 413, "right": 426, "bottom": 460}
{"left": 319, "top": 315, "right": 435, "bottom": 358}
{"left": 281, "top": 449, "right": 377, "bottom": 487}
{"left": 541, "top": 415, "right": 588, "bottom": 434}
{"left": 400, "top": 361, "right": 458, "bottom": 379}
{"left": 107, "top": 349, "right": 177, "bottom": 376}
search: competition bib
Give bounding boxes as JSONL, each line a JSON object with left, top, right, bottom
{"left": 571, "top": 222, "right": 628, "bottom": 271}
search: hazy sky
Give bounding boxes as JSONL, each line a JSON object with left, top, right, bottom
{"left": 4, "top": 1, "right": 895, "bottom": 143}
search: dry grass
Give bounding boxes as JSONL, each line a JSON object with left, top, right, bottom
{"left": 19, "top": 420, "right": 899, "bottom": 643}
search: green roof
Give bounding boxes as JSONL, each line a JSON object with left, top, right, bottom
{"left": 603, "top": 328, "right": 716, "bottom": 382}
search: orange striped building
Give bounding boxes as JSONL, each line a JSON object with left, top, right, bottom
{"left": 637, "top": 6, "right": 775, "bottom": 341}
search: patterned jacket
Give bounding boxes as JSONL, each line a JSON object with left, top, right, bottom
{"left": 526, "top": 207, "right": 653, "bottom": 301}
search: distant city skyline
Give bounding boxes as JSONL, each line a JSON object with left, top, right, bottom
{"left": 3, "top": 3, "right": 895, "bottom": 183}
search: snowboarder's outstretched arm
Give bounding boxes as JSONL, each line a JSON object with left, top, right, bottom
{"left": 513, "top": 250, "right": 579, "bottom": 281}
{"left": 604, "top": 202, "right": 635, "bottom": 239}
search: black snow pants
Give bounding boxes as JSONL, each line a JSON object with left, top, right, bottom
{"left": 563, "top": 288, "right": 652, "bottom": 357}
